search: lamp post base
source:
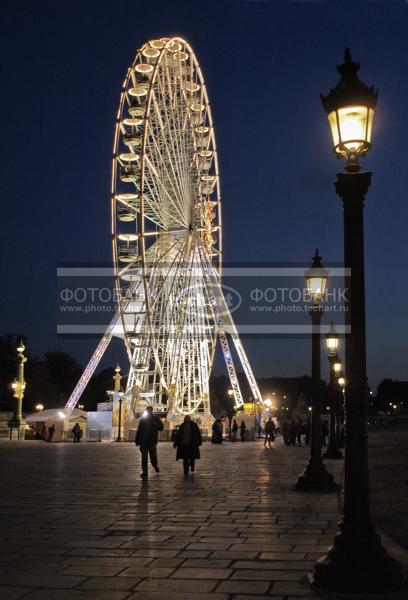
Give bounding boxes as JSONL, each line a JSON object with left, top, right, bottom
{"left": 295, "top": 460, "right": 338, "bottom": 492}
{"left": 323, "top": 444, "right": 343, "bottom": 460}
{"left": 311, "top": 526, "right": 404, "bottom": 592}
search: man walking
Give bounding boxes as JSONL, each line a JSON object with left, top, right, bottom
{"left": 135, "top": 407, "right": 164, "bottom": 479}
{"left": 264, "top": 417, "right": 276, "bottom": 447}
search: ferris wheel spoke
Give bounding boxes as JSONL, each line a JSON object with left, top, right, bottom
{"left": 143, "top": 155, "right": 187, "bottom": 228}
{"left": 152, "top": 69, "right": 193, "bottom": 222}
{"left": 148, "top": 87, "right": 191, "bottom": 225}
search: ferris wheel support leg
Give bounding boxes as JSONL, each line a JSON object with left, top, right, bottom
{"left": 219, "top": 329, "right": 244, "bottom": 409}
{"left": 211, "top": 279, "right": 263, "bottom": 404}
{"left": 64, "top": 311, "right": 120, "bottom": 415}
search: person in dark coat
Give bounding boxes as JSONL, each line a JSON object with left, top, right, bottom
{"left": 135, "top": 406, "right": 164, "bottom": 479}
{"left": 47, "top": 424, "right": 55, "bottom": 443}
{"left": 211, "top": 419, "right": 223, "bottom": 444}
{"left": 281, "top": 419, "right": 290, "bottom": 445}
{"left": 321, "top": 420, "right": 328, "bottom": 446}
{"left": 72, "top": 423, "right": 82, "bottom": 443}
{"left": 287, "top": 420, "right": 297, "bottom": 446}
{"left": 173, "top": 415, "right": 202, "bottom": 476}
{"left": 296, "top": 419, "right": 303, "bottom": 446}
{"left": 231, "top": 419, "right": 238, "bottom": 442}
{"left": 240, "top": 420, "right": 246, "bottom": 442}
{"left": 264, "top": 417, "right": 276, "bottom": 447}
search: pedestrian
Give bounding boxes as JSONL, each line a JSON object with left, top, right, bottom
{"left": 281, "top": 419, "right": 290, "bottom": 445}
{"left": 240, "top": 420, "right": 246, "bottom": 442}
{"left": 296, "top": 419, "right": 303, "bottom": 446}
{"left": 40, "top": 424, "right": 47, "bottom": 442}
{"left": 218, "top": 419, "right": 224, "bottom": 443}
{"left": 264, "top": 417, "right": 276, "bottom": 447}
{"left": 72, "top": 423, "right": 82, "bottom": 443}
{"left": 287, "top": 420, "right": 296, "bottom": 446}
{"left": 173, "top": 415, "right": 202, "bottom": 476}
{"left": 321, "top": 420, "right": 328, "bottom": 446}
{"left": 211, "top": 419, "right": 223, "bottom": 444}
{"left": 135, "top": 406, "right": 164, "bottom": 479}
{"left": 47, "top": 424, "right": 55, "bottom": 443}
{"left": 304, "top": 417, "right": 311, "bottom": 445}
{"left": 231, "top": 419, "right": 238, "bottom": 442}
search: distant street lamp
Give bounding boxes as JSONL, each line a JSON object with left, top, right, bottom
{"left": 35, "top": 403, "right": 44, "bottom": 412}
{"left": 114, "top": 365, "right": 124, "bottom": 443}
{"left": 9, "top": 342, "right": 27, "bottom": 431}
{"left": 333, "top": 360, "right": 344, "bottom": 447}
{"left": 323, "top": 323, "right": 343, "bottom": 459}
{"left": 313, "top": 48, "right": 402, "bottom": 592}
{"left": 295, "top": 251, "right": 337, "bottom": 492}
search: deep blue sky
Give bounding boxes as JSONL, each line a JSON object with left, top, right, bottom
{"left": 1, "top": 0, "right": 407, "bottom": 389}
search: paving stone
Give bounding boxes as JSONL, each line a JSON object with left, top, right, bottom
{"left": 181, "top": 559, "right": 231, "bottom": 568}
{"left": 0, "top": 573, "right": 87, "bottom": 589}
{"left": 119, "top": 566, "right": 175, "bottom": 578}
{"left": 234, "top": 596, "right": 284, "bottom": 600}
{"left": 60, "top": 565, "right": 124, "bottom": 576}
{"left": 210, "top": 550, "right": 258, "bottom": 560}
{"left": 232, "top": 569, "right": 303, "bottom": 581}
{"left": 131, "top": 549, "right": 179, "bottom": 558}
{"left": 215, "top": 580, "right": 270, "bottom": 594}
{"left": 127, "top": 593, "right": 229, "bottom": 600}
{"left": 271, "top": 581, "right": 318, "bottom": 596}
{"left": 171, "top": 567, "right": 232, "bottom": 579}
{"left": 135, "top": 578, "right": 217, "bottom": 593}
{"left": 233, "top": 560, "right": 311, "bottom": 570}
{"left": 78, "top": 576, "right": 141, "bottom": 590}
{"left": 177, "top": 550, "right": 212, "bottom": 559}
{"left": 24, "top": 591, "right": 128, "bottom": 600}
{"left": 62, "top": 556, "right": 153, "bottom": 567}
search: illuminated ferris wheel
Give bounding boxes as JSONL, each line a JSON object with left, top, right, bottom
{"left": 65, "top": 36, "right": 262, "bottom": 420}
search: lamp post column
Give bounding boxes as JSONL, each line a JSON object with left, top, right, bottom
{"left": 335, "top": 384, "right": 344, "bottom": 448}
{"left": 295, "top": 306, "right": 337, "bottom": 491}
{"left": 9, "top": 342, "right": 27, "bottom": 434}
{"left": 114, "top": 365, "right": 123, "bottom": 443}
{"left": 323, "top": 354, "right": 343, "bottom": 459}
{"left": 313, "top": 172, "right": 402, "bottom": 591}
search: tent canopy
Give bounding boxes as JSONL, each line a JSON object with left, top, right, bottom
{"left": 25, "top": 408, "right": 87, "bottom": 423}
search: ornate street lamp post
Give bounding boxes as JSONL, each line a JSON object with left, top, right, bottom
{"left": 313, "top": 49, "right": 402, "bottom": 592}
{"left": 323, "top": 323, "right": 343, "bottom": 459}
{"left": 9, "top": 342, "right": 27, "bottom": 433}
{"left": 295, "top": 251, "right": 337, "bottom": 492}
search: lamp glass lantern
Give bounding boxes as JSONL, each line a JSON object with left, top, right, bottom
{"left": 321, "top": 48, "right": 378, "bottom": 170}
{"left": 326, "top": 322, "right": 340, "bottom": 356}
{"left": 305, "top": 250, "right": 328, "bottom": 305}
{"left": 334, "top": 361, "right": 342, "bottom": 374}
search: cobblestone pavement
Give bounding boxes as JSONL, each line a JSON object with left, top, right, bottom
{"left": 0, "top": 438, "right": 406, "bottom": 600}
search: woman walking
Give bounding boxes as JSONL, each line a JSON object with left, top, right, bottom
{"left": 173, "top": 415, "right": 202, "bottom": 476}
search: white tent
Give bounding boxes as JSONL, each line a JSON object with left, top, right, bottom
{"left": 25, "top": 408, "right": 87, "bottom": 423}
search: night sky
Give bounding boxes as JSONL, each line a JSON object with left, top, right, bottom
{"left": 1, "top": 0, "right": 407, "bottom": 390}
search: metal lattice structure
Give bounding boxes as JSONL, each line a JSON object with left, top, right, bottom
{"left": 65, "top": 36, "right": 262, "bottom": 420}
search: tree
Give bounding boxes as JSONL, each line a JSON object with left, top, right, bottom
{"left": 43, "top": 351, "right": 83, "bottom": 407}
{"left": 81, "top": 367, "right": 117, "bottom": 411}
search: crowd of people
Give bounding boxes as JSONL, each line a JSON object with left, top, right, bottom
{"left": 211, "top": 418, "right": 247, "bottom": 443}
{"left": 32, "top": 422, "right": 82, "bottom": 443}
{"left": 34, "top": 423, "right": 56, "bottom": 443}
